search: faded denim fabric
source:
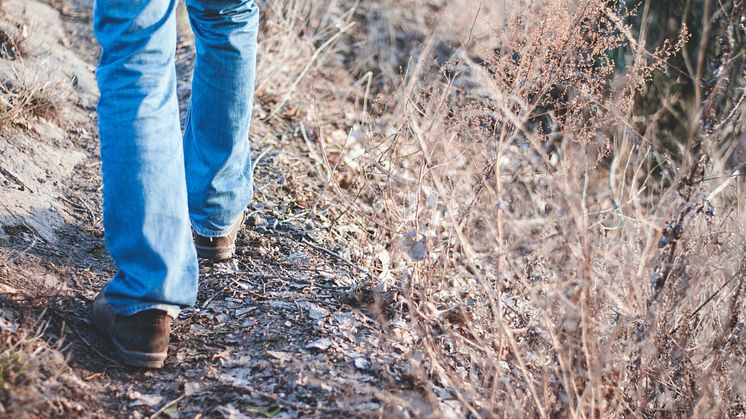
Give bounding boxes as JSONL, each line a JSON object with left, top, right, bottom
{"left": 93, "top": 0, "right": 258, "bottom": 317}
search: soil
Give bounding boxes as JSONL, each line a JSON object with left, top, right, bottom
{"left": 0, "top": 1, "right": 419, "bottom": 417}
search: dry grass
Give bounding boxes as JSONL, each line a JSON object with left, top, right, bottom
{"left": 0, "top": 10, "right": 66, "bottom": 129}
{"left": 0, "top": 69, "right": 66, "bottom": 128}
{"left": 0, "top": 309, "right": 91, "bottom": 417}
{"left": 254, "top": 0, "right": 746, "bottom": 416}
{"left": 1, "top": 0, "right": 742, "bottom": 416}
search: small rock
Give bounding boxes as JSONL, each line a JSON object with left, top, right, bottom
{"left": 354, "top": 357, "right": 371, "bottom": 370}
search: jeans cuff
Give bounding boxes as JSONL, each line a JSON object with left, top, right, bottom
{"left": 190, "top": 209, "right": 246, "bottom": 238}
{"left": 191, "top": 222, "right": 233, "bottom": 238}
{"left": 111, "top": 302, "right": 181, "bottom": 319}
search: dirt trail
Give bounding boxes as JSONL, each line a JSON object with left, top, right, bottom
{"left": 0, "top": 1, "right": 413, "bottom": 417}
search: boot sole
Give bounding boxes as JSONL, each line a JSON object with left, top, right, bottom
{"left": 112, "top": 339, "right": 167, "bottom": 369}
{"left": 195, "top": 244, "right": 235, "bottom": 262}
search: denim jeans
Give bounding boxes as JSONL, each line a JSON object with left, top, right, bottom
{"left": 93, "top": 0, "right": 258, "bottom": 317}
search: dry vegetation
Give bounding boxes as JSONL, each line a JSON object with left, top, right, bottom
{"left": 0, "top": 312, "right": 91, "bottom": 416}
{"left": 253, "top": 0, "right": 746, "bottom": 416}
{"left": 0, "top": 4, "right": 68, "bottom": 129}
{"left": 0, "top": 0, "right": 744, "bottom": 416}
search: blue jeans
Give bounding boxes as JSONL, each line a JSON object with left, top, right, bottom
{"left": 93, "top": 0, "right": 259, "bottom": 317}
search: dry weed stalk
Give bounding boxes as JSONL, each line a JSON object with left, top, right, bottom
{"left": 320, "top": 0, "right": 746, "bottom": 416}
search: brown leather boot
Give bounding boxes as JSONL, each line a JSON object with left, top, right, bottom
{"left": 91, "top": 292, "right": 171, "bottom": 369}
{"left": 193, "top": 210, "right": 247, "bottom": 262}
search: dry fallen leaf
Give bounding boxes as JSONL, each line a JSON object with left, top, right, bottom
{"left": 219, "top": 368, "right": 252, "bottom": 389}
{"left": 267, "top": 350, "right": 293, "bottom": 362}
{"left": 305, "top": 338, "right": 333, "bottom": 351}
{"left": 308, "top": 305, "right": 329, "bottom": 320}
{"left": 184, "top": 382, "right": 201, "bottom": 396}
{"left": 128, "top": 390, "right": 163, "bottom": 408}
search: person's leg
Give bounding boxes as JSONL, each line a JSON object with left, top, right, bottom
{"left": 94, "top": 0, "right": 198, "bottom": 319}
{"left": 184, "top": 0, "right": 259, "bottom": 239}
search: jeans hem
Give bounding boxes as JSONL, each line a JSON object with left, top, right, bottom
{"left": 191, "top": 222, "right": 234, "bottom": 238}
{"left": 112, "top": 303, "right": 181, "bottom": 319}
{"left": 190, "top": 208, "right": 247, "bottom": 238}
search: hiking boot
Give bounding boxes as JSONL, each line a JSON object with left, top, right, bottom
{"left": 194, "top": 210, "right": 247, "bottom": 262}
{"left": 91, "top": 292, "right": 171, "bottom": 369}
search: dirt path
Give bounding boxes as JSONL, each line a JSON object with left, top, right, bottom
{"left": 0, "top": 1, "right": 413, "bottom": 417}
